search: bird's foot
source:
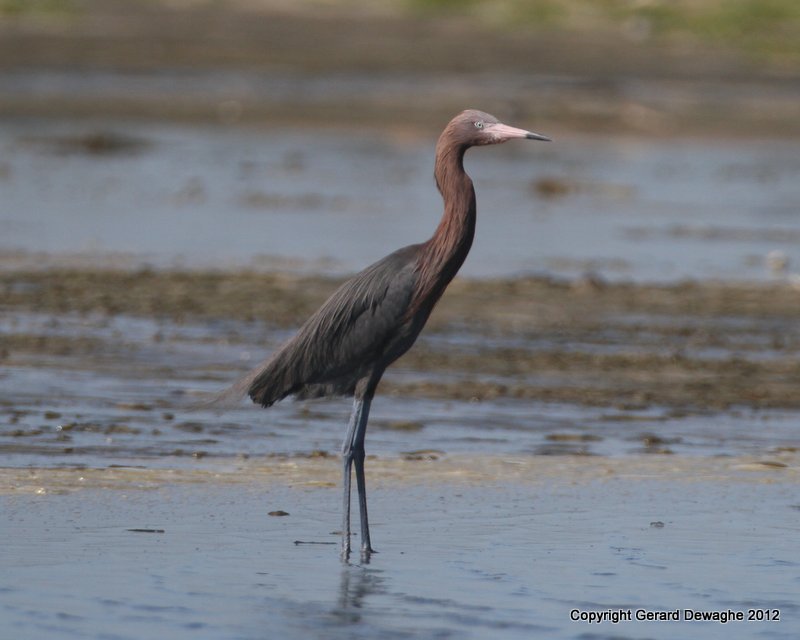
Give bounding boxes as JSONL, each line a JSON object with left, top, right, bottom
{"left": 340, "top": 535, "right": 352, "bottom": 562}
{"left": 360, "top": 543, "right": 375, "bottom": 563}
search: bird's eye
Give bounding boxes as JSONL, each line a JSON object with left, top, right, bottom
{"left": 474, "top": 121, "right": 484, "bottom": 129}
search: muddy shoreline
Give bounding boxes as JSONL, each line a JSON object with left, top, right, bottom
{"left": 3, "top": 268, "right": 799, "bottom": 412}
{"left": 2, "top": 452, "right": 796, "bottom": 495}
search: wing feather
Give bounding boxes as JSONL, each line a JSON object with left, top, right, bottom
{"left": 219, "top": 245, "right": 421, "bottom": 407}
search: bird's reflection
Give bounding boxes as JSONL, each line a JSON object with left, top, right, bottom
{"left": 331, "top": 562, "right": 386, "bottom": 626}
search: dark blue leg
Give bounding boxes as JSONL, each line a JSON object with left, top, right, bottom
{"left": 340, "top": 394, "right": 373, "bottom": 560}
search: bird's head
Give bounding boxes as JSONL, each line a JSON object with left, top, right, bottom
{"left": 445, "top": 109, "right": 550, "bottom": 148}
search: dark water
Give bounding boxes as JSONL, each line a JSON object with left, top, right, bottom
{"left": 2, "top": 119, "right": 800, "bottom": 281}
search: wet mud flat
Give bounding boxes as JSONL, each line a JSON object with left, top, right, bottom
{"left": 2, "top": 267, "right": 800, "bottom": 412}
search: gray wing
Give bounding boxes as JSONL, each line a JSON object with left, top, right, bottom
{"left": 218, "top": 244, "right": 421, "bottom": 407}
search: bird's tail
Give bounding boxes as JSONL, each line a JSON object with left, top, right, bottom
{"left": 189, "top": 369, "right": 254, "bottom": 411}
{"left": 195, "top": 351, "right": 293, "bottom": 411}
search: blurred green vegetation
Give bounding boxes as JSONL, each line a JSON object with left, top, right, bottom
{"left": 2, "top": 0, "right": 799, "bottom": 65}
{"left": 0, "top": 0, "right": 77, "bottom": 17}
{"left": 409, "top": 0, "right": 800, "bottom": 63}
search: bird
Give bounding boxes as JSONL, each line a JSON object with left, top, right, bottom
{"left": 217, "top": 109, "right": 549, "bottom": 559}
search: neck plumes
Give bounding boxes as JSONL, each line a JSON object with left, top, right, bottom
{"left": 410, "top": 136, "right": 476, "bottom": 313}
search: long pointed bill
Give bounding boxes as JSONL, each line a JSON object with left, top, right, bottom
{"left": 525, "top": 131, "right": 551, "bottom": 141}
{"left": 491, "top": 122, "right": 551, "bottom": 143}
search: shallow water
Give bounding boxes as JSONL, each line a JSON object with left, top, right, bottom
{"left": 2, "top": 119, "right": 800, "bottom": 282}
{"left": 2, "top": 464, "right": 798, "bottom": 640}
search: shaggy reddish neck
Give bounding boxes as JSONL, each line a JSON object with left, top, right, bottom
{"left": 411, "top": 139, "right": 476, "bottom": 311}
{"left": 431, "top": 141, "right": 476, "bottom": 270}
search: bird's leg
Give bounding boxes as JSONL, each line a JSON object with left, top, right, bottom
{"left": 340, "top": 394, "right": 373, "bottom": 560}
{"left": 352, "top": 395, "right": 374, "bottom": 556}
{"left": 341, "top": 453, "right": 353, "bottom": 560}
{"left": 340, "top": 399, "right": 359, "bottom": 559}
{"left": 353, "top": 450, "right": 372, "bottom": 556}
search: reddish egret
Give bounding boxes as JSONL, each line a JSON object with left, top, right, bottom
{"left": 220, "top": 109, "right": 549, "bottom": 558}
